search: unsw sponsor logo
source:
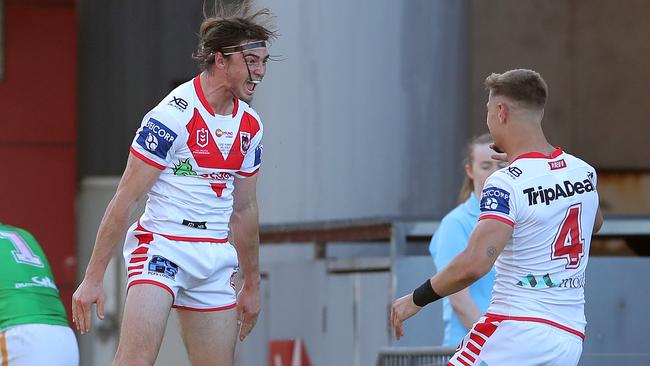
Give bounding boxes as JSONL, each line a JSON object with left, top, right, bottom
{"left": 480, "top": 187, "right": 511, "bottom": 215}
{"left": 523, "top": 178, "right": 594, "bottom": 206}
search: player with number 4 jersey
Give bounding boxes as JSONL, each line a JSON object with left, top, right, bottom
{"left": 391, "top": 69, "right": 603, "bottom": 366}
{"left": 479, "top": 148, "right": 598, "bottom": 339}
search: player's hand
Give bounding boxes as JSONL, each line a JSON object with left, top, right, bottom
{"left": 390, "top": 293, "right": 422, "bottom": 340}
{"left": 489, "top": 143, "right": 508, "bottom": 163}
{"left": 71, "top": 278, "right": 105, "bottom": 335}
{"left": 236, "top": 279, "right": 260, "bottom": 341}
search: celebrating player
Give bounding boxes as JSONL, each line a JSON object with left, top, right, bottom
{"left": 392, "top": 69, "right": 603, "bottom": 365}
{"left": 72, "top": 8, "right": 277, "bottom": 366}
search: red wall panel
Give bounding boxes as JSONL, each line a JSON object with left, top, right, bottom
{"left": 0, "top": 1, "right": 77, "bottom": 317}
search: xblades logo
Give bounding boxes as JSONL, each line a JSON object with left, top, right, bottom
{"left": 168, "top": 96, "right": 188, "bottom": 111}
{"left": 507, "top": 166, "right": 523, "bottom": 178}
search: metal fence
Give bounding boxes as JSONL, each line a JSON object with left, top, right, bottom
{"left": 376, "top": 347, "right": 456, "bottom": 366}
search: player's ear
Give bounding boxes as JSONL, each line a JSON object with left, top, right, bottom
{"left": 214, "top": 51, "right": 227, "bottom": 69}
{"left": 497, "top": 103, "right": 508, "bottom": 124}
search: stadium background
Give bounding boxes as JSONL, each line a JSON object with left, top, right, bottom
{"left": 1, "top": 0, "right": 649, "bottom": 365}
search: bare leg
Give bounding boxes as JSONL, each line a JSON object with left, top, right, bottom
{"left": 113, "top": 284, "right": 173, "bottom": 366}
{"left": 177, "top": 307, "right": 238, "bottom": 366}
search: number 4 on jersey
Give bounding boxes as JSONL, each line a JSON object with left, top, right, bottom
{"left": 551, "top": 204, "right": 585, "bottom": 269}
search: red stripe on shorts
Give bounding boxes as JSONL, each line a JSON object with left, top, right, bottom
{"left": 131, "top": 246, "right": 149, "bottom": 255}
{"left": 484, "top": 312, "right": 585, "bottom": 339}
{"left": 474, "top": 320, "right": 499, "bottom": 338}
{"left": 128, "top": 279, "right": 175, "bottom": 301}
{"left": 135, "top": 232, "right": 154, "bottom": 245}
{"left": 469, "top": 331, "right": 486, "bottom": 346}
{"left": 467, "top": 341, "right": 480, "bottom": 355}
{"left": 461, "top": 351, "right": 475, "bottom": 362}
{"left": 449, "top": 317, "right": 502, "bottom": 366}
{"left": 173, "top": 303, "right": 237, "bottom": 312}
{"left": 453, "top": 357, "right": 471, "bottom": 366}
{"left": 129, "top": 256, "right": 148, "bottom": 263}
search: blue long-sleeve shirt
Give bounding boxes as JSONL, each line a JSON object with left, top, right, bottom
{"left": 429, "top": 194, "right": 496, "bottom": 346}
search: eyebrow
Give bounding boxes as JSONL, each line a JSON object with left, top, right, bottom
{"left": 243, "top": 53, "right": 270, "bottom": 61}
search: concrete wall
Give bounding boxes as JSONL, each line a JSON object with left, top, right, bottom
{"left": 78, "top": 0, "right": 470, "bottom": 223}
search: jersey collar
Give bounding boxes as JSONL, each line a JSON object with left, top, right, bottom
{"left": 512, "top": 147, "right": 563, "bottom": 163}
{"left": 193, "top": 75, "right": 239, "bottom": 118}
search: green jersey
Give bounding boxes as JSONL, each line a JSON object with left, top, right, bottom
{"left": 0, "top": 224, "right": 68, "bottom": 330}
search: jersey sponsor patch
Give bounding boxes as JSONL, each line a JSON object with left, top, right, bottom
{"left": 148, "top": 255, "right": 179, "bottom": 280}
{"left": 548, "top": 159, "right": 567, "bottom": 170}
{"left": 136, "top": 118, "right": 177, "bottom": 159}
{"left": 182, "top": 219, "right": 207, "bottom": 229}
{"left": 480, "top": 187, "right": 511, "bottom": 215}
{"left": 254, "top": 144, "right": 263, "bottom": 166}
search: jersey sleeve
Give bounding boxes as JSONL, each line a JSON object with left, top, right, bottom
{"left": 235, "top": 115, "right": 264, "bottom": 178}
{"left": 432, "top": 217, "right": 470, "bottom": 272}
{"left": 479, "top": 173, "right": 518, "bottom": 227}
{"left": 130, "top": 110, "right": 184, "bottom": 170}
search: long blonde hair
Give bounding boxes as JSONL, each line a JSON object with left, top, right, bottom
{"left": 457, "top": 133, "right": 494, "bottom": 203}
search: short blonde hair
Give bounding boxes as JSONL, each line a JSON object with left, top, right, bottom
{"left": 484, "top": 69, "right": 547, "bottom": 110}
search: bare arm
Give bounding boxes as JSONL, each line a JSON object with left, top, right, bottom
{"left": 448, "top": 288, "right": 482, "bottom": 330}
{"left": 72, "top": 154, "right": 161, "bottom": 333}
{"left": 230, "top": 174, "right": 261, "bottom": 341}
{"left": 391, "top": 219, "right": 512, "bottom": 339}
{"left": 593, "top": 206, "right": 604, "bottom": 234}
{"left": 429, "top": 219, "right": 511, "bottom": 296}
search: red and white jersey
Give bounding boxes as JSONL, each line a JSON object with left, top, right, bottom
{"left": 478, "top": 148, "right": 599, "bottom": 339}
{"left": 129, "top": 75, "right": 263, "bottom": 242}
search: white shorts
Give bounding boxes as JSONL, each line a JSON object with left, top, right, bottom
{"left": 448, "top": 315, "right": 583, "bottom": 366}
{"left": 0, "top": 324, "right": 79, "bottom": 366}
{"left": 123, "top": 223, "right": 239, "bottom": 311}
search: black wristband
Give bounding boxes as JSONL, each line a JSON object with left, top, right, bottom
{"left": 412, "top": 279, "right": 442, "bottom": 307}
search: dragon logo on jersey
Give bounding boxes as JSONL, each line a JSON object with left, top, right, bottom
{"left": 240, "top": 132, "right": 251, "bottom": 155}
{"left": 197, "top": 128, "right": 209, "bottom": 148}
{"left": 173, "top": 158, "right": 197, "bottom": 176}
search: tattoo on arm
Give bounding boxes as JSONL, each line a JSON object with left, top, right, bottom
{"left": 486, "top": 246, "right": 497, "bottom": 258}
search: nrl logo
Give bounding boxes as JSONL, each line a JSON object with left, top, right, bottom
{"left": 240, "top": 132, "right": 251, "bottom": 155}
{"left": 197, "top": 128, "right": 209, "bottom": 148}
